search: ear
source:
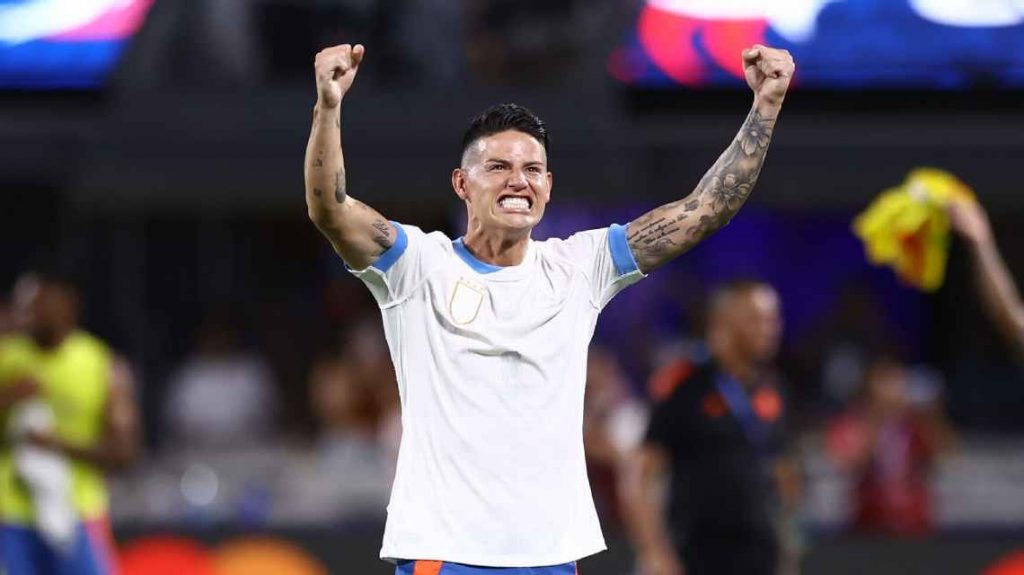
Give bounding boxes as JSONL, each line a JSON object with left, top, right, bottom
{"left": 545, "top": 170, "right": 553, "bottom": 199}
{"left": 452, "top": 168, "right": 469, "bottom": 201}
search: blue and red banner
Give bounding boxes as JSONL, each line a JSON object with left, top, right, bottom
{"left": 610, "top": 0, "right": 1024, "bottom": 90}
{"left": 0, "top": 0, "right": 155, "bottom": 89}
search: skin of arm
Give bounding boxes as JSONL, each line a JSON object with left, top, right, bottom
{"left": 627, "top": 45, "right": 795, "bottom": 274}
{"left": 773, "top": 455, "right": 803, "bottom": 513}
{"left": 949, "top": 200, "right": 1024, "bottom": 357}
{"left": 24, "top": 356, "right": 140, "bottom": 471}
{"left": 622, "top": 445, "right": 684, "bottom": 575}
{"left": 0, "top": 378, "right": 40, "bottom": 416}
{"left": 305, "top": 44, "right": 396, "bottom": 270}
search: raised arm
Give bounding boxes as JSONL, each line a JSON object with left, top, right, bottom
{"left": 626, "top": 45, "right": 794, "bottom": 273}
{"left": 950, "top": 200, "right": 1024, "bottom": 357}
{"left": 305, "top": 44, "right": 396, "bottom": 270}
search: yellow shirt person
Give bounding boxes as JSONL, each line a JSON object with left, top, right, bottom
{"left": 0, "top": 271, "right": 138, "bottom": 575}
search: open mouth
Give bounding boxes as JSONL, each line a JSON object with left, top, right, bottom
{"left": 497, "top": 194, "right": 532, "bottom": 211}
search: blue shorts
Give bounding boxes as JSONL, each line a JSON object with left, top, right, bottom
{"left": 0, "top": 519, "right": 117, "bottom": 575}
{"left": 395, "top": 560, "right": 577, "bottom": 574}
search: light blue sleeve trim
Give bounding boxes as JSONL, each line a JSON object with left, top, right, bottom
{"left": 371, "top": 221, "right": 409, "bottom": 273}
{"left": 608, "top": 223, "right": 640, "bottom": 276}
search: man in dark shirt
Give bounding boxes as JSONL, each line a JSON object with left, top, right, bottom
{"left": 626, "top": 280, "right": 797, "bottom": 575}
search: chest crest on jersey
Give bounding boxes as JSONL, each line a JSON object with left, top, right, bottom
{"left": 449, "top": 277, "right": 487, "bottom": 325}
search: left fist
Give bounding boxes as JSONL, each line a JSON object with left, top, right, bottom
{"left": 742, "top": 45, "right": 795, "bottom": 107}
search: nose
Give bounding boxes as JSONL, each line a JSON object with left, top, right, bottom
{"left": 507, "top": 169, "right": 528, "bottom": 189}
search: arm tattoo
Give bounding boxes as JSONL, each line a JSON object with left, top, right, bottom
{"left": 628, "top": 107, "right": 776, "bottom": 272}
{"left": 371, "top": 218, "right": 395, "bottom": 250}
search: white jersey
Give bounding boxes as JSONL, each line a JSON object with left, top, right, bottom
{"left": 349, "top": 222, "right": 644, "bottom": 567}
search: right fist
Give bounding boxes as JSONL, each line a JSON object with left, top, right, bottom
{"left": 314, "top": 44, "right": 365, "bottom": 109}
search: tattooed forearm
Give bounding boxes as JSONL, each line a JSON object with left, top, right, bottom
{"left": 627, "top": 107, "right": 777, "bottom": 272}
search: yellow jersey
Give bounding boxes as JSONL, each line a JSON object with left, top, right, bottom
{"left": 0, "top": 331, "right": 112, "bottom": 524}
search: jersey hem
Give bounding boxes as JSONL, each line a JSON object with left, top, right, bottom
{"left": 379, "top": 542, "right": 607, "bottom": 568}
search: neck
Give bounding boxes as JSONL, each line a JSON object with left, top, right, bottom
{"left": 463, "top": 226, "right": 531, "bottom": 267}
{"left": 714, "top": 346, "right": 759, "bottom": 387}
{"left": 33, "top": 325, "right": 73, "bottom": 350}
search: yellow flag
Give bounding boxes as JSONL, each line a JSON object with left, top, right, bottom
{"left": 853, "top": 168, "right": 975, "bottom": 291}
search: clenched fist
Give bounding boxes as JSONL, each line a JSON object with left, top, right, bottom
{"left": 742, "top": 45, "right": 795, "bottom": 107}
{"left": 315, "top": 44, "right": 365, "bottom": 109}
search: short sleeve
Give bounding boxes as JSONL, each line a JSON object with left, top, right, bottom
{"left": 347, "top": 222, "right": 445, "bottom": 307}
{"left": 556, "top": 225, "right": 645, "bottom": 309}
{"left": 644, "top": 360, "right": 697, "bottom": 453}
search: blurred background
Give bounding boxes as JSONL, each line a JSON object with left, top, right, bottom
{"left": 2, "top": 0, "right": 1024, "bottom": 573}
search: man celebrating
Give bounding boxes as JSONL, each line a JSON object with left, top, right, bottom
{"left": 304, "top": 43, "right": 794, "bottom": 573}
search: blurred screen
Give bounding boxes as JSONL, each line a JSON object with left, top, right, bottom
{"left": 610, "top": 0, "right": 1024, "bottom": 90}
{"left": 0, "top": 0, "right": 155, "bottom": 89}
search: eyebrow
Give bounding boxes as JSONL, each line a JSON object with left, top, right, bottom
{"left": 483, "top": 159, "right": 545, "bottom": 167}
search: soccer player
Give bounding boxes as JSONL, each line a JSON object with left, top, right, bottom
{"left": 304, "top": 43, "right": 794, "bottom": 573}
{"left": 0, "top": 269, "right": 140, "bottom": 575}
{"left": 949, "top": 199, "right": 1024, "bottom": 357}
{"left": 626, "top": 281, "right": 795, "bottom": 575}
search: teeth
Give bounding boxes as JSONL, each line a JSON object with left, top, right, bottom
{"left": 500, "top": 197, "right": 529, "bottom": 210}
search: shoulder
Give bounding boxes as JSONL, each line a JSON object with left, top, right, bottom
{"left": 396, "top": 223, "right": 448, "bottom": 243}
{"left": 398, "top": 223, "right": 455, "bottom": 257}
{"left": 648, "top": 358, "right": 712, "bottom": 403}
{"left": 69, "top": 331, "right": 111, "bottom": 355}
{"left": 535, "top": 228, "right": 610, "bottom": 271}
{"left": 538, "top": 228, "right": 607, "bottom": 253}
{"left": 66, "top": 331, "right": 115, "bottom": 368}
{"left": 0, "top": 334, "right": 29, "bottom": 355}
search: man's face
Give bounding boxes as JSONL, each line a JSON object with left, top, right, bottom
{"left": 12, "top": 275, "right": 77, "bottom": 344}
{"left": 453, "top": 130, "right": 552, "bottom": 234}
{"left": 722, "top": 286, "right": 783, "bottom": 364}
{"left": 865, "top": 361, "right": 909, "bottom": 416}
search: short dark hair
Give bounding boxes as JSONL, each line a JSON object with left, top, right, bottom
{"left": 460, "top": 103, "right": 549, "bottom": 159}
{"left": 708, "top": 278, "right": 775, "bottom": 316}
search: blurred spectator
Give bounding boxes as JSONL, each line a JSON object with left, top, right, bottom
{"left": 625, "top": 281, "right": 798, "bottom": 575}
{"left": 163, "top": 311, "right": 279, "bottom": 452}
{"left": 309, "top": 317, "right": 397, "bottom": 475}
{"left": 826, "top": 358, "right": 955, "bottom": 536}
{"left": 0, "top": 268, "right": 140, "bottom": 575}
{"left": 273, "top": 316, "right": 397, "bottom": 524}
{"left": 583, "top": 346, "right": 648, "bottom": 533}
